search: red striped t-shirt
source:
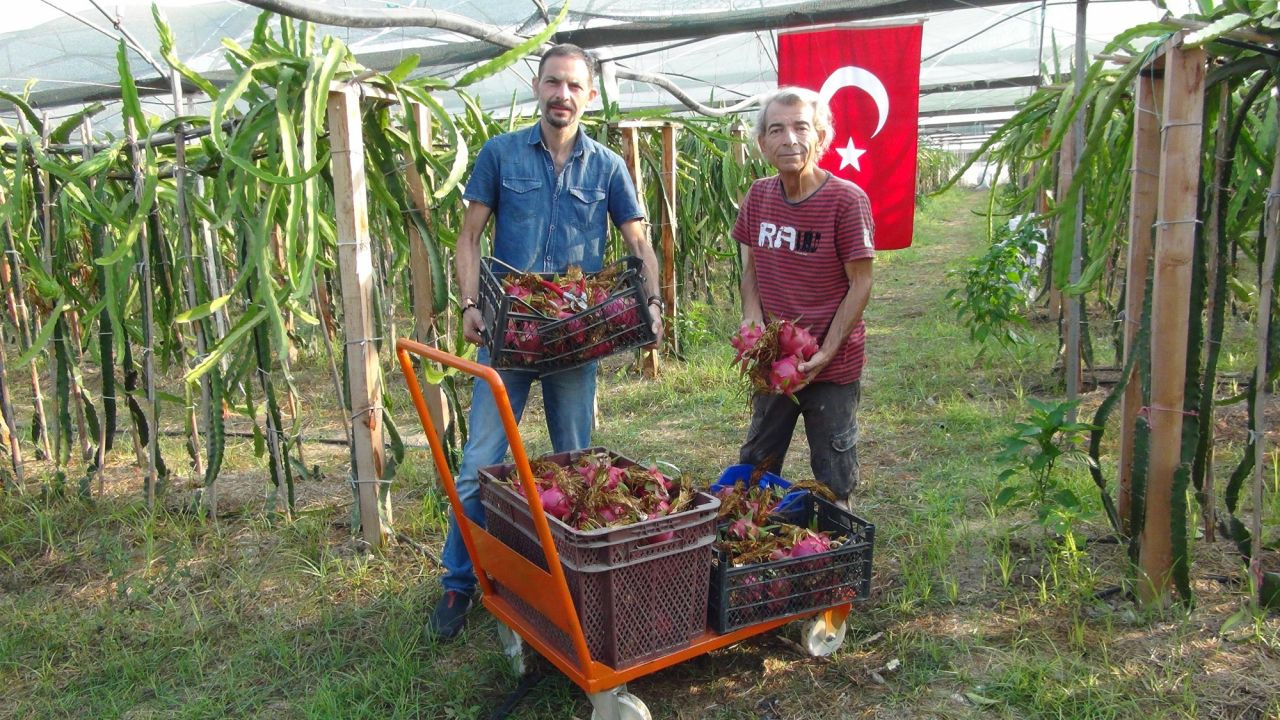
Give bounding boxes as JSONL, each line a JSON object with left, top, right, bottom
{"left": 732, "top": 173, "right": 875, "bottom": 384}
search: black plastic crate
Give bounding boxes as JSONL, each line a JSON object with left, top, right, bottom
{"left": 478, "top": 256, "right": 656, "bottom": 373}
{"left": 478, "top": 447, "right": 718, "bottom": 669}
{"left": 708, "top": 493, "right": 874, "bottom": 633}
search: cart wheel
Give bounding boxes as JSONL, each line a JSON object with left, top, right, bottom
{"left": 588, "top": 685, "right": 651, "bottom": 720}
{"left": 801, "top": 614, "right": 847, "bottom": 657}
{"left": 495, "top": 622, "right": 525, "bottom": 676}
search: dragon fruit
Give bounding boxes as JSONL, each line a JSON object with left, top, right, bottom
{"left": 504, "top": 450, "right": 695, "bottom": 531}
{"left": 730, "top": 321, "right": 765, "bottom": 369}
{"left": 768, "top": 356, "right": 804, "bottom": 397}
{"left": 777, "top": 321, "right": 819, "bottom": 361}
{"left": 786, "top": 530, "right": 831, "bottom": 559}
{"left": 538, "top": 485, "right": 572, "bottom": 520}
{"left": 732, "top": 318, "right": 821, "bottom": 398}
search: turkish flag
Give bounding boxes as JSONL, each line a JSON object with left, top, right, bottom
{"left": 778, "top": 25, "right": 923, "bottom": 250}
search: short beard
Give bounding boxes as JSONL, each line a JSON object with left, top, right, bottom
{"left": 543, "top": 103, "right": 574, "bottom": 128}
{"left": 544, "top": 112, "right": 571, "bottom": 128}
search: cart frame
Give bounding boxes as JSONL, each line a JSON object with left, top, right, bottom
{"left": 396, "top": 338, "right": 851, "bottom": 697}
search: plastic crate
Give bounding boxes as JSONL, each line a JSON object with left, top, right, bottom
{"left": 478, "top": 447, "right": 718, "bottom": 669}
{"left": 711, "top": 464, "right": 808, "bottom": 514}
{"left": 708, "top": 492, "right": 874, "bottom": 634}
{"left": 478, "top": 256, "right": 656, "bottom": 374}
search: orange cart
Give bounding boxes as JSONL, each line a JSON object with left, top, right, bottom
{"left": 397, "top": 338, "right": 854, "bottom": 720}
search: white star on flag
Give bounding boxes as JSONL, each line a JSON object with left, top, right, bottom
{"left": 835, "top": 137, "right": 866, "bottom": 171}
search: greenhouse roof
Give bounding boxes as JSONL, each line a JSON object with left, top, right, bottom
{"left": 1, "top": 0, "right": 1169, "bottom": 145}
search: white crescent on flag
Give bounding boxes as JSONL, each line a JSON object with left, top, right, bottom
{"left": 818, "top": 66, "right": 890, "bottom": 137}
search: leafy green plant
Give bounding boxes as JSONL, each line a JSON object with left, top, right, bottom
{"left": 946, "top": 217, "right": 1044, "bottom": 349}
{"left": 994, "top": 398, "right": 1096, "bottom": 536}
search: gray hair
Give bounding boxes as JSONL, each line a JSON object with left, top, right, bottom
{"left": 753, "top": 86, "right": 835, "bottom": 155}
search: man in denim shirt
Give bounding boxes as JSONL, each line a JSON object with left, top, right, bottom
{"left": 427, "top": 43, "right": 664, "bottom": 641}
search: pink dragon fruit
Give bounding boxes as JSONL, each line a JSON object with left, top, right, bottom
{"left": 538, "top": 485, "right": 572, "bottom": 520}
{"left": 777, "top": 321, "right": 819, "bottom": 361}
{"left": 727, "top": 516, "right": 763, "bottom": 541}
{"left": 768, "top": 356, "right": 805, "bottom": 397}
{"left": 603, "top": 296, "right": 640, "bottom": 329}
{"left": 504, "top": 282, "right": 533, "bottom": 301}
{"left": 787, "top": 531, "right": 832, "bottom": 558}
{"left": 730, "top": 321, "right": 765, "bottom": 367}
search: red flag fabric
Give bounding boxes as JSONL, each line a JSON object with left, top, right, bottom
{"left": 778, "top": 25, "right": 923, "bottom": 250}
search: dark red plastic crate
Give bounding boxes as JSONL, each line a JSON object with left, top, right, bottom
{"left": 478, "top": 447, "right": 718, "bottom": 669}
{"left": 708, "top": 493, "right": 874, "bottom": 633}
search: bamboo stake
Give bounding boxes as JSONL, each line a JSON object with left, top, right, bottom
{"left": 189, "top": 96, "right": 230, "bottom": 345}
{"left": 38, "top": 117, "right": 76, "bottom": 474}
{"left": 1199, "top": 83, "right": 1232, "bottom": 544}
{"left": 80, "top": 118, "right": 112, "bottom": 498}
{"left": 65, "top": 311, "right": 92, "bottom": 465}
{"left": 404, "top": 102, "right": 451, "bottom": 438}
{"left": 0, "top": 207, "right": 24, "bottom": 490}
{"left": 1139, "top": 36, "right": 1205, "bottom": 605}
{"left": 171, "top": 71, "right": 207, "bottom": 487}
{"left": 328, "top": 85, "right": 389, "bottom": 547}
{"left": 0, "top": 336, "right": 21, "bottom": 493}
{"left": 12, "top": 129, "right": 54, "bottom": 463}
{"left": 1118, "top": 67, "right": 1162, "bottom": 535}
{"left": 1255, "top": 94, "right": 1280, "bottom": 609}
{"left": 313, "top": 274, "right": 352, "bottom": 448}
{"left": 126, "top": 118, "right": 160, "bottom": 508}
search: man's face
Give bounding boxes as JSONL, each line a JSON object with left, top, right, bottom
{"left": 535, "top": 55, "right": 597, "bottom": 129}
{"left": 758, "top": 100, "right": 825, "bottom": 174}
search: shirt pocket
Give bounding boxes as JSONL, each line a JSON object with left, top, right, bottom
{"left": 500, "top": 177, "right": 543, "bottom": 221}
{"left": 568, "top": 186, "right": 607, "bottom": 228}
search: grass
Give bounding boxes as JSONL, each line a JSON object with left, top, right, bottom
{"left": 2, "top": 187, "right": 1279, "bottom": 719}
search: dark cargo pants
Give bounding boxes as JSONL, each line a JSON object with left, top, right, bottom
{"left": 738, "top": 380, "right": 861, "bottom": 500}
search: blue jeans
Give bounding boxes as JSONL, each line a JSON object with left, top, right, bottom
{"left": 441, "top": 348, "right": 597, "bottom": 594}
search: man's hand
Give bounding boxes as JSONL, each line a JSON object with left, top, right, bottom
{"left": 463, "top": 307, "right": 486, "bottom": 345}
{"left": 795, "top": 348, "right": 834, "bottom": 389}
{"left": 644, "top": 314, "right": 664, "bottom": 349}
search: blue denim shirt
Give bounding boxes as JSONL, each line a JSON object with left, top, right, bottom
{"left": 463, "top": 123, "right": 645, "bottom": 274}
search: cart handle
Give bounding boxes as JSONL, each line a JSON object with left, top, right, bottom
{"left": 394, "top": 338, "right": 594, "bottom": 669}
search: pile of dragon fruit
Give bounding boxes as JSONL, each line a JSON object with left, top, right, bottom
{"left": 499, "top": 265, "right": 644, "bottom": 367}
{"left": 712, "top": 481, "right": 856, "bottom": 617}
{"left": 730, "top": 319, "right": 820, "bottom": 398}
{"left": 507, "top": 450, "right": 699, "bottom": 532}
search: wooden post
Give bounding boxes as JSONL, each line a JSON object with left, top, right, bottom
{"left": 404, "top": 102, "right": 452, "bottom": 438}
{"left": 328, "top": 85, "right": 390, "bottom": 547}
{"left": 618, "top": 123, "right": 660, "bottom": 377}
{"left": 1117, "top": 66, "right": 1163, "bottom": 534}
{"left": 1139, "top": 36, "right": 1205, "bottom": 604}
{"left": 659, "top": 123, "right": 679, "bottom": 357}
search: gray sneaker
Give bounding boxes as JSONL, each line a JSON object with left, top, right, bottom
{"left": 426, "top": 590, "right": 474, "bottom": 642}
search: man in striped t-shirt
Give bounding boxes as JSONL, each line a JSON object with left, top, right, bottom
{"left": 732, "top": 86, "right": 875, "bottom": 505}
